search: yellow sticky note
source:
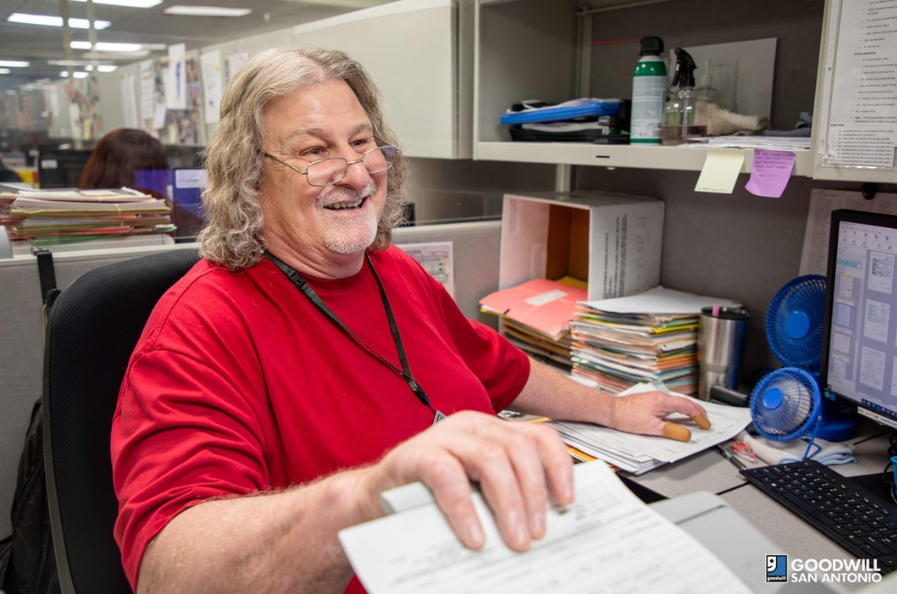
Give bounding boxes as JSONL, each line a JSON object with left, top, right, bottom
{"left": 694, "top": 149, "right": 745, "bottom": 194}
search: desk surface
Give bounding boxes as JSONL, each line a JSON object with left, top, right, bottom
{"left": 629, "top": 421, "right": 894, "bottom": 593}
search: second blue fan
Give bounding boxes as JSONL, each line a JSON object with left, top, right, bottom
{"left": 750, "top": 368, "right": 821, "bottom": 442}
{"left": 766, "top": 275, "right": 826, "bottom": 371}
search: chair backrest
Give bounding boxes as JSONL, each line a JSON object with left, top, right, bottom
{"left": 43, "top": 248, "right": 200, "bottom": 594}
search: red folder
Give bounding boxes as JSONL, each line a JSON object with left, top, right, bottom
{"left": 480, "top": 278, "right": 587, "bottom": 340}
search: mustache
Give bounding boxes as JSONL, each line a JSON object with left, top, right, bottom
{"left": 319, "top": 179, "right": 378, "bottom": 207}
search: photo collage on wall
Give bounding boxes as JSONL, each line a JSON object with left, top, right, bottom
{"left": 169, "top": 57, "right": 203, "bottom": 145}
{"left": 136, "top": 53, "right": 203, "bottom": 145}
{"left": 65, "top": 76, "right": 104, "bottom": 142}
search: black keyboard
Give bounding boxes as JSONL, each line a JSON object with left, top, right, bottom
{"left": 741, "top": 460, "right": 897, "bottom": 575}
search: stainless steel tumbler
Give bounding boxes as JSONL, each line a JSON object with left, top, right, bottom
{"left": 697, "top": 306, "right": 751, "bottom": 401}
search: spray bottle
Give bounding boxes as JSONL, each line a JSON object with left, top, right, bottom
{"left": 661, "top": 47, "right": 705, "bottom": 145}
{"left": 630, "top": 36, "right": 666, "bottom": 145}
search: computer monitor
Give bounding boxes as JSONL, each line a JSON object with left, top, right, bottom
{"left": 37, "top": 149, "right": 93, "bottom": 188}
{"left": 820, "top": 209, "right": 897, "bottom": 431}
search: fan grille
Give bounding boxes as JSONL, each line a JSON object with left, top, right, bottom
{"left": 766, "top": 275, "right": 826, "bottom": 370}
{"left": 750, "top": 368, "right": 821, "bottom": 442}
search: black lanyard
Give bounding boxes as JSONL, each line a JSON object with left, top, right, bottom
{"left": 267, "top": 252, "right": 445, "bottom": 424}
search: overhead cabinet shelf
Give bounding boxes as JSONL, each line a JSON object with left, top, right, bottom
{"left": 473, "top": 0, "right": 829, "bottom": 179}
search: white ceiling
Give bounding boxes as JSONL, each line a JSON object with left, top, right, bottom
{"left": 0, "top": 0, "right": 394, "bottom": 92}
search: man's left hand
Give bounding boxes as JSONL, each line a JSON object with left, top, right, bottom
{"left": 608, "top": 391, "right": 711, "bottom": 442}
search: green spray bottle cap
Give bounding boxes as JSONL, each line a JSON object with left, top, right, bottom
{"left": 671, "top": 47, "right": 697, "bottom": 88}
{"left": 639, "top": 36, "right": 664, "bottom": 56}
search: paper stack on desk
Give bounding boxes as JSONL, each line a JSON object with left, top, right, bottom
{"left": 480, "top": 277, "right": 588, "bottom": 369}
{"left": 0, "top": 187, "right": 174, "bottom": 244}
{"left": 570, "top": 286, "right": 741, "bottom": 395}
{"left": 548, "top": 381, "right": 753, "bottom": 475}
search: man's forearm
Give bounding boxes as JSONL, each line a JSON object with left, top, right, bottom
{"left": 137, "top": 466, "right": 377, "bottom": 594}
{"left": 510, "top": 359, "right": 615, "bottom": 425}
{"left": 510, "top": 358, "right": 711, "bottom": 440}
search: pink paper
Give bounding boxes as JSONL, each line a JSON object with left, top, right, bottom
{"left": 745, "top": 149, "right": 796, "bottom": 198}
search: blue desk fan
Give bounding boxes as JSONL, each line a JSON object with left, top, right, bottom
{"left": 750, "top": 368, "right": 824, "bottom": 459}
{"left": 766, "top": 275, "right": 826, "bottom": 371}
{"left": 756, "top": 275, "right": 855, "bottom": 446}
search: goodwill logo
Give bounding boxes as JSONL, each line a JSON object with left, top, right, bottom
{"left": 766, "top": 555, "right": 787, "bottom": 582}
{"left": 766, "top": 555, "right": 882, "bottom": 584}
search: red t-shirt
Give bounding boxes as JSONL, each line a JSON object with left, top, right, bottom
{"left": 111, "top": 246, "right": 530, "bottom": 592}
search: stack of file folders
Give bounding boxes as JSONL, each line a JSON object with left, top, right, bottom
{"left": 0, "top": 187, "right": 174, "bottom": 245}
{"left": 500, "top": 98, "right": 630, "bottom": 145}
{"left": 479, "top": 277, "right": 588, "bottom": 370}
{"left": 570, "top": 286, "right": 742, "bottom": 396}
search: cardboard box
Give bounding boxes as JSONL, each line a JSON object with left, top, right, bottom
{"left": 499, "top": 191, "right": 664, "bottom": 301}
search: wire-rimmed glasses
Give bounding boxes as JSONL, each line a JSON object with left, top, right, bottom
{"left": 263, "top": 145, "right": 400, "bottom": 187}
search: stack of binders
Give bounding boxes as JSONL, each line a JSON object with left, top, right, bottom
{"left": 569, "top": 287, "right": 742, "bottom": 396}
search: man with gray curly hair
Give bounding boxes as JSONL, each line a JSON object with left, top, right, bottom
{"left": 111, "top": 47, "right": 709, "bottom": 594}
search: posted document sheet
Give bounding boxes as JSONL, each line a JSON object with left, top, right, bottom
{"left": 339, "top": 461, "right": 752, "bottom": 594}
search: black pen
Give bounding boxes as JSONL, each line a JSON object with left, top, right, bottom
{"left": 715, "top": 444, "right": 747, "bottom": 472}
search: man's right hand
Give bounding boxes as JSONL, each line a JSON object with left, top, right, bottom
{"left": 357, "top": 410, "right": 575, "bottom": 552}
{"left": 137, "top": 411, "right": 574, "bottom": 594}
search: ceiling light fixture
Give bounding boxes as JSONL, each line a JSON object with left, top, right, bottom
{"left": 0, "top": 60, "right": 30, "bottom": 68}
{"left": 82, "top": 50, "right": 150, "bottom": 58}
{"left": 163, "top": 5, "right": 252, "bottom": 17}
{"left": 71, "top": 41, "right": 143, "bottom": 52}
{"left": 97, "top": 65, "right": 118, "bottom": 73}
{"left": 8, "top": 13, "right": 112, "bottom": 30}
{"left": 48, "top": 59, "right": 95, "bottom": 67}
{"left": 0, "top": 69, "right": 11, "bottom": 75}
{"left": 70, "top": 0, "right": 163, "bottom": 7}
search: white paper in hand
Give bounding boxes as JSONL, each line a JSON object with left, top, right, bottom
{"left": 339, "top": 461, "right": 751, "bottom": 594}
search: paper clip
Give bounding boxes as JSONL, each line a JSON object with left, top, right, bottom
{"left": 729, "top": 441, "right": 756, "bottom": 462}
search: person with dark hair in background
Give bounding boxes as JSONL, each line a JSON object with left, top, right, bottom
{"left": 79, "top": 128, "right": 168, "bottom": 192}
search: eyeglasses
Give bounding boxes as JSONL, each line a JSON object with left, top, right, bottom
{"left": 263, "top": 145, "right": 400, "bottom": 187}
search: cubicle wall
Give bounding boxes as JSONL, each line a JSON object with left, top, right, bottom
{"left": 0, "top": 220, "right": 500, "bottom": 540}
{"left": 0, "top": 243, "right": 196, "bottom": 542}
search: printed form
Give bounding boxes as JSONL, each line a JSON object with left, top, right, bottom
{"left": 823, "top": 0, "right": 897, "bottom": 168}
{"left": 339, "top": 461, "right": 751, "bottom": 594}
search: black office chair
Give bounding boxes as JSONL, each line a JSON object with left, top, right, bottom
{"left": 43, "top": 248, "right": 200, "bottom": 593}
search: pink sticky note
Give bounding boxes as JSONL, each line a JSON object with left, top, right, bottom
{"left": 745, "top": 149, "right": 796, "bottom": 198}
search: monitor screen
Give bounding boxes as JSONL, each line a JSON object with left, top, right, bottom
{"left": 37, "top": 149, "right": 93, "bottom": 189}
{"left": 821, "top": 209, "right": 897, "bottom": 430}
